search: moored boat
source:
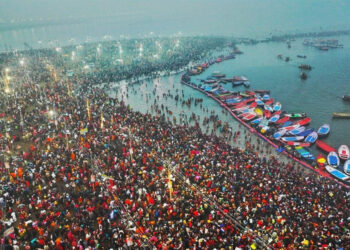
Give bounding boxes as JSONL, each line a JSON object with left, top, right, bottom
{"left": 317, "top": 124, "right": 330, "bottom": 137}
{"left": 287, "top": 141, "right": 311, "bottom": 147}
{"left": 316, "top": 140, "right": 336, "bottom": 153}
{"left": 273, "top": 102, "right": 282, "bottom": 112}
{"left": 327, "top": 151, "right": 340, "bottom": 166}
{"left": 295, "top": 117, "right": 311, "bottom": 126}
{"left": 325, "top": 165, "right": 350, "bottom": 184}
{"left": 268, "top": 114, "right": 280, "bottom": 123}
{"left": 287, "top": 126, "right": 305, "bottom": 135}
{"left": 344, "top": 160, "right": 350, "bottom": 174}
{"left": 281, "top": 136, "right": 305, "bottom": 142}
{"left": 273, "top": 129, "right": 286, "bottom": 140}
{"left": 285, "top": 113, "right": 307, "bottom": 119}
{"left": 338, "top": 145, "right": 350, "bottom": 160}
{"left": 304, "top": 131, "right": 318, "bottom": 144}
{"left": 316, "top": 154, "right": 327, "bottom": 168}
{"left": 296, "top": 128, "right": 314, "bottom": 137}
{"left": 276, "top": 116, "right": 289, "bottom": 125}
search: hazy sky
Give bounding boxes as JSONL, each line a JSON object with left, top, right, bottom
{"left": 1, "top": 0, "right": 350, "bottom": 38}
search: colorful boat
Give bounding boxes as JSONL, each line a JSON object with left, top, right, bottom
{"left": 242, "top": 113, "right": 256, "bottom": 121}
{"left": 283, "top": 124, "right": 300, "bottom": 131}
{"left": 273, "top": 102, "right": 282, "bottom": 112}
{"left": 262, "top": 94, "right": 270, "bottom": 101}
{"left": 281, "top": 121, "right": 293, "bottom": 128}
{"left": 273, "top": 129, "right": 286, "bottom": 139}
{"left": 285, "top": 113, "right": 307, "bottom": 119}
{"left": 296, "top": 128, "right": 314, "bottom": 137}
{"left": 316, "top": 154, "right": 327, "bottom": 168}
{"left": 265, "top": 98, "right": 274, "bottom": 105}
{"left": 251, "top": 117, "right": 263, "bottom": 125}
{"left": 276, "top": 116, "right": 289, "bottom": 125}
{"left": 316, "top": 140, "right": 336, "bottom": 153}
{"left": 264, "top": 110, "right": 271, "bottom": 119}
{"left": 325, "top": 165, "right": 350, "bottom": 184}
{"left": 260, "top": 126, "right": 270, "bottom": 134}
{"left": 281, "top": 136, "right": 305, "bottom": 142}
{"left": 287, "top": 141, "right": 311, "bottom": 147}
{"left": 304, "top": 131, "right": 318, "bottom": 144}
{"left": 288, "top": 126, "right": 305, "bottom": 135}
{"left": 295, "top": 117, "right": 311, "bottom": 126}
{"left": 317, "top": 124, "right": 330, "bottom": 137}
{"left": 268, "top": 115, "right": 280, "bottom": 123}
{"left": 343, "top": 160, "right": 350, "bottom": 174}
{"left": 295, "top": 146, "right": 315, "bottom": 160}
{"left": 254, "top": 108, "right": 263, "bottom": 117}
{"left": 255, "top": 99, "right": 264, "bottom": 106}
{"left": 338, "top": 145, "right": 350, "bottom": 160}
{"left": 327, "top": 151, "right": 340, "bottom": 166}
{"left": 249, "top": 102, "right": 257, "bottom": 108}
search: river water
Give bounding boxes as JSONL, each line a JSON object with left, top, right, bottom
{"left": 107, "top": 36, "right": 350, "bottom": 158}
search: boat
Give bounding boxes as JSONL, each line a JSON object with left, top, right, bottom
{"left": 304, "top": 131, "right": 318, "bottom": 144}
{"left": 254, "top": 90, "right": 270, "bottom": 94}
{"left": 295, "top": 146, "right": 315, "bottom": 160}
{"left": 264, "top": 110, "right": 271, "bottom": 119}
{"left": 276, "top": 116, "right": 290, "bottom": 125}
{"left": 233, "top": 76, "right": 249, "bottom": 84}
{"left": 212, "top": 71, "right": 226, "bottom": 78}
{"left": 327, "top": 151, "right": 340, "bottom": 166}
{"left": 242, "top": 113, "right": 256, "bottom": 121}
{"left": 288, "top": 126, "right": 305, "bottom": 135}
{"left": 317, "top": 124, "right": 330, "bottom": 137}
{"left": 255, "top": 99, "right": 264, "bottom": 106}
{"left": 295, "top": 117, "right": 311, "bottom": 126}
{"left": 272, "top": 110, "right": 282, "bottom": 116}
{"left": 283, "top": 124, "right": 300, "bottom": 131}
{"left": 202, "top": 79, "right": 218, "bottom": 84}
{"left": 285, "top": 113, "right": 307, "bottom": 119}
{"left": 273, "top": 129, "right": 286, "bottom": 140}
{"left": 254, "top": 108, "right": 263, "bottom": 117}
{"left": 343, "top": 95, "right": 350, "bottom": 102}
{"left": 249, "top": 102, "right": 257, "bottom": 108}
{"left": 297, "top": 55, "right": 307, "bottom": 59}
{"left": 338, "top": 145, "right": 350, "bottom": 160}
{"left": 233, "top": 105, "right": 249, "bottom": 112}
{"left": 268, "top": 115, "right": 280, "bottom": 123}
{"left": 316, "top": 140, "right": 336, "bottom": 153}
{"left": 344, "top": 160, "right": 350, "bottom": 174}
{"left": 296, "top": 128, "right": 314, "bottom": 137}
{"left": 316, "top": 154, "right": 327, "bottom": 168}
{"left": 264, "top": 105, "right": 273, "bottom": 112}
{"left": 226, "top": 98, "right": 242, "bottom": 104}
{"left": 298, "top": 64, "right": 312, "bottom": 70}
{"left": 260, "top": 126, "right": 270, "bottom": 134}
{"left": 251, "top": 117, "right": 263, "bottom": 125}
{"left": 262, "top": 94, "right": 270, "bottom": 101}
{"left": 265, "top": 98, "right": 274, "bottom": 105}
{"left": 281, "top": 136, "right": 305, "bottom": 142}
{"left": 273, "top": 102, "right": 282, "bottom": 112}
{"left": 258, "top": 119, "right": 269, "bottom": 128}
{"left": 287, "top": 141, "right": 311, "bottom": 147}
{"left": 325, "top": 165, "right": 350, "bottom": 184}
{"left": 333, "top": 112, "right": 350, "bottom": 119}
{"left": 281, "top": 121, "right": 293, "bottom": 128}
{"left": 245, "top": 90, "right": 256, "bottom": 96}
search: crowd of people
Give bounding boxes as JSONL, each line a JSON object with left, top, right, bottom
{"left": 0, "top": 37, "right": 350, "bottom": 249}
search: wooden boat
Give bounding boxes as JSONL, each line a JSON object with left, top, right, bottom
{"left": 304, "top": 131, "right": 318, "bottom": 144}
{"left": 316, "top": 140, "right": 336, "bottom": 153}
{"left": 317, "top": 124, "right": 330, "bottom": 137}
{"left": 343, "top": 160, "right": 350, "bottom": 174}
{"left": 276, "top": 116, "right": 289, "bottom": 125}
{"left": 265, "top": 98, "right": 274, "bottom": 105}
{"left": 297, "top": 128, "right": 314, "bottom": 137}
{"left": 264, "top": 110, "right": 271, "bottom": 119}
{"left": 287, "top": 126, "right": 305, "bottom": 135}
{"left": 273, "top": 102, "right": 282, "bottom": 112}
{"left": 285, "top": 113, "right": 307, "bottom": 119}
{"left": 338, "top": 145, "right": 350, "bottom": 160}
{"left": 255, "top": 99, "right": 264, "bottom": 106}
{"left": 295, "top": 117, "right": 311, "bottom": 126}
{"left": 316, "top": 154, "right": 327, "bottom": 167}
{"left": 333, "top": 112, "right": 350, "bottom": 119}
{"left": 251, "top": 117, "right": 263, "bottom": 125}
{"left": 287, "top": 142, "right": 311, "bottom": 147}
{"left": 253, "top": 90, "right": 270, "bottom": 94}
{"left": 242, "top": 113, "right": 256, "bottom": 121}
{"left": 343, "top": 95, "right": 350, "bottom": 102}
{"left": 254, "top": 108, "right": 263, "bottom": 117}
{"left": 273, "top": 129, "right": 286, "bottom": 139}
{"left": 283, "top": 124, "right": 300, "bottom": 131}
{"left": 325, "top": 165, "right": 350, "bottom": 184}
{"left": 268, "top": 115, "right": 280, "bottom": 123}
{"left": 327, "top": 151, "right": 340, "bottom": 166}
{"left": 295, "top": 146, "right": 315, "bottom": 160}
{"left": 281, "top": 136, "right": 305, "bottom": 142}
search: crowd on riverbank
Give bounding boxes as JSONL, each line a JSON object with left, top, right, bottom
{"left": 1, "top": 38, "right": 350, "bottom": 249}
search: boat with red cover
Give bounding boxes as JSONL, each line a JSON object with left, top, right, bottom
{"left": 316, "top": 140, "right": 336, "bottom": 153}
